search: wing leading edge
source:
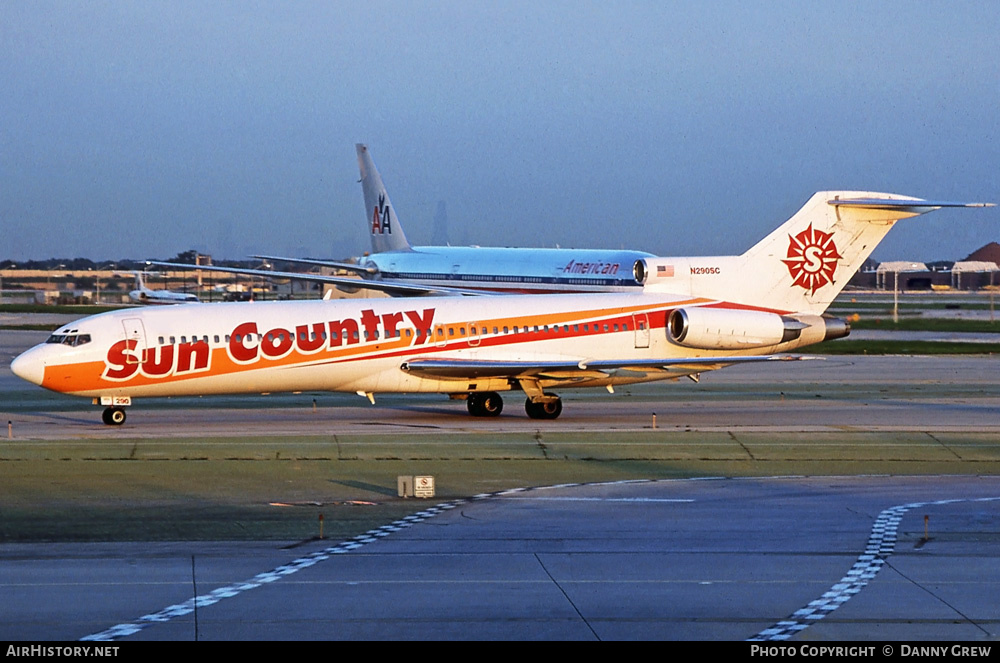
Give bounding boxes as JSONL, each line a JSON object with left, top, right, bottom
{"left": 149, "top": 261, "right": 487, "bottom": 297}
{"left": 400, "top": 354, "right": 814, "bottom": 380}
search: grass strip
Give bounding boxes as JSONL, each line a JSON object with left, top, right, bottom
{"left": 2, "top": 431, "right": 998, "bottom": 543}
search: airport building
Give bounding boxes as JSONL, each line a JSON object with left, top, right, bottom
{"left": 848, "top": 242, "right": 1000, "bottom": 292}
{"left": 3, "top": 243, "right": 1000, "bottom": 304}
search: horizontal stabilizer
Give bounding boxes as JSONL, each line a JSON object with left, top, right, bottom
{"left": 829, "top": 198, "right": 994, "bottom": 213}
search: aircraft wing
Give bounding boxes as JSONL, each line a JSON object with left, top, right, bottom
{"left": 250, "top": 254, "right": 379, "bottom": 275}
{"left": 400, "top": 354, "right": 814, "bottom": 380}
{"left": 149, "top": 262, "right": 490, "bottom": 297}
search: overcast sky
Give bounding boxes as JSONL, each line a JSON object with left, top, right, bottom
{"left": 3, "top": 1, "right": 998, "bottom": 264}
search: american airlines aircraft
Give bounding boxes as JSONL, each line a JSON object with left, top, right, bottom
{"left": 12, "top": 193, "right": 990, "bottom": 425}
{"left": 128, "top": 272, "right": 200, "bottom": 305}
{"left": 155, "top": 145, "right": 655, "bottom": 296}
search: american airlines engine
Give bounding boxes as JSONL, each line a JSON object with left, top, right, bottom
{"left": 11, "top": 191, "right": 992, "bottom": 425}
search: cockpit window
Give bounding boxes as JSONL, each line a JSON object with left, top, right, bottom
{"left": 45, "top": 333, "right": 91, "bottom": 347}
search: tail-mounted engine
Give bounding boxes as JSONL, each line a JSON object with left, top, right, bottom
{"left": 667, "top": 307, "right": 849, "bottom": 350}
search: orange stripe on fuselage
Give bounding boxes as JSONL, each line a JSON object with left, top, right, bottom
{"left": 39, "top": 299, "right": 708, "bottom": 395}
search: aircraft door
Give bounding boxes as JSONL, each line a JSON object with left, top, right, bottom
{"left": 467, "top": 322, "right": 481, "bottom": 347}
{"left": 632, "top": 313, "right": 650, "bottom": 349}
{"left": 121, "top": 318, "right": 148, "bottom": 364}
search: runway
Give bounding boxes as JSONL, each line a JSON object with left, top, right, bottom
{"left": 3, "top": 328, "right": 1000, "bottom": 640}
{"left": 2, "top": 476, "right": 998, "bottom": 641}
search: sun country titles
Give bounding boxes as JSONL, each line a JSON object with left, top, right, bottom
{"left": 103, "top": 307, "right": 437, "bottom": 382}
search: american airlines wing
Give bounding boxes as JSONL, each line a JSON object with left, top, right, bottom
{"left": 149, "top": 261, "right": 490, "bottom": 297}
{"left": 250, "top": 254, "right": 379, "bottom": 276}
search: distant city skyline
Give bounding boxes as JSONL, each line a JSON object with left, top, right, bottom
{"left": 4, "top": 3, "right": 998, "bottom": 264}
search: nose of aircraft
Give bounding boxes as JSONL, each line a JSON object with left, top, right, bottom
{"left": 11, "top": 350, "right": 44, "bottom": 386}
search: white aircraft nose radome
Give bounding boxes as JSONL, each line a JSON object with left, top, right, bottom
{"left": 11, "top": 351, "right": 43, "bottom": 386}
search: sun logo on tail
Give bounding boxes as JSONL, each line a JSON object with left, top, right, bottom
{"left": 782, "top": 224, "right": 842, "bottom": 294}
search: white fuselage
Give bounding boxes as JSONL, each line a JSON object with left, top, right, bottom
{"left": 11, "top": 293, "right": 824, "bottom": 401}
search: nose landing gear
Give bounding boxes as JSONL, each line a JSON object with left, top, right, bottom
{"left": 101, "top": 407, "right": 127, "bottom": 426}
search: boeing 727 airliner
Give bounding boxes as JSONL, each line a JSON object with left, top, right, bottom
{"left": 12, "top": 192, "right": 991, "bottom": 425}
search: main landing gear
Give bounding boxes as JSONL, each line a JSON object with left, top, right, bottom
{"left": 467, "top": 392, "right": 503, "bottom": 417}
{"left": 101, "top": 407, "right": 127, "bottom": 426}
{"left": 465, "top": 392, "right": 564, "bottom": 419}
{"left": 524, "top": 396, "right": 562, "bottom": 420}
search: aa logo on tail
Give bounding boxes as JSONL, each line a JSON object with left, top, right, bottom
{"left": 782, "top": 224, "right": 842, "bottom": 294}
{"left": 372, "top": 193, "right": 392, "bottom": 235}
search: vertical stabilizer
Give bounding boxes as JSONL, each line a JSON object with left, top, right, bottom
{"left": 735, "top": 192, "right": 990, "bottom": 313}
{"left": 356, "top": 144, "right": 412, "bottom": 253}
{"left": 643, "top": 192, "right": 992, "bottom": 314}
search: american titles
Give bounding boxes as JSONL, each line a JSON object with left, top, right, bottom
{"left": 562, "top": 260, "right": 620, "bottom": 275}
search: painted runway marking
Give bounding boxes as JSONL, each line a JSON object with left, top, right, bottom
{"left": 79, "top": 477, "right": 999, "bottom": 642}
{"left": 749, "top": 496, "right": 1000, "bottom": 642}
{"left": 80, "top": 479, "right": 649, "bottom": 641}
{"left": 79, "top": 499, "right": 469, "bottom": 641}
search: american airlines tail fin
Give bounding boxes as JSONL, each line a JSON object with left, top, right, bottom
{"left": 356, "top": 144, "right": 412, "bottom": 253}
{"left": 642, "top": 192, "right": 993, "bottom": 314}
